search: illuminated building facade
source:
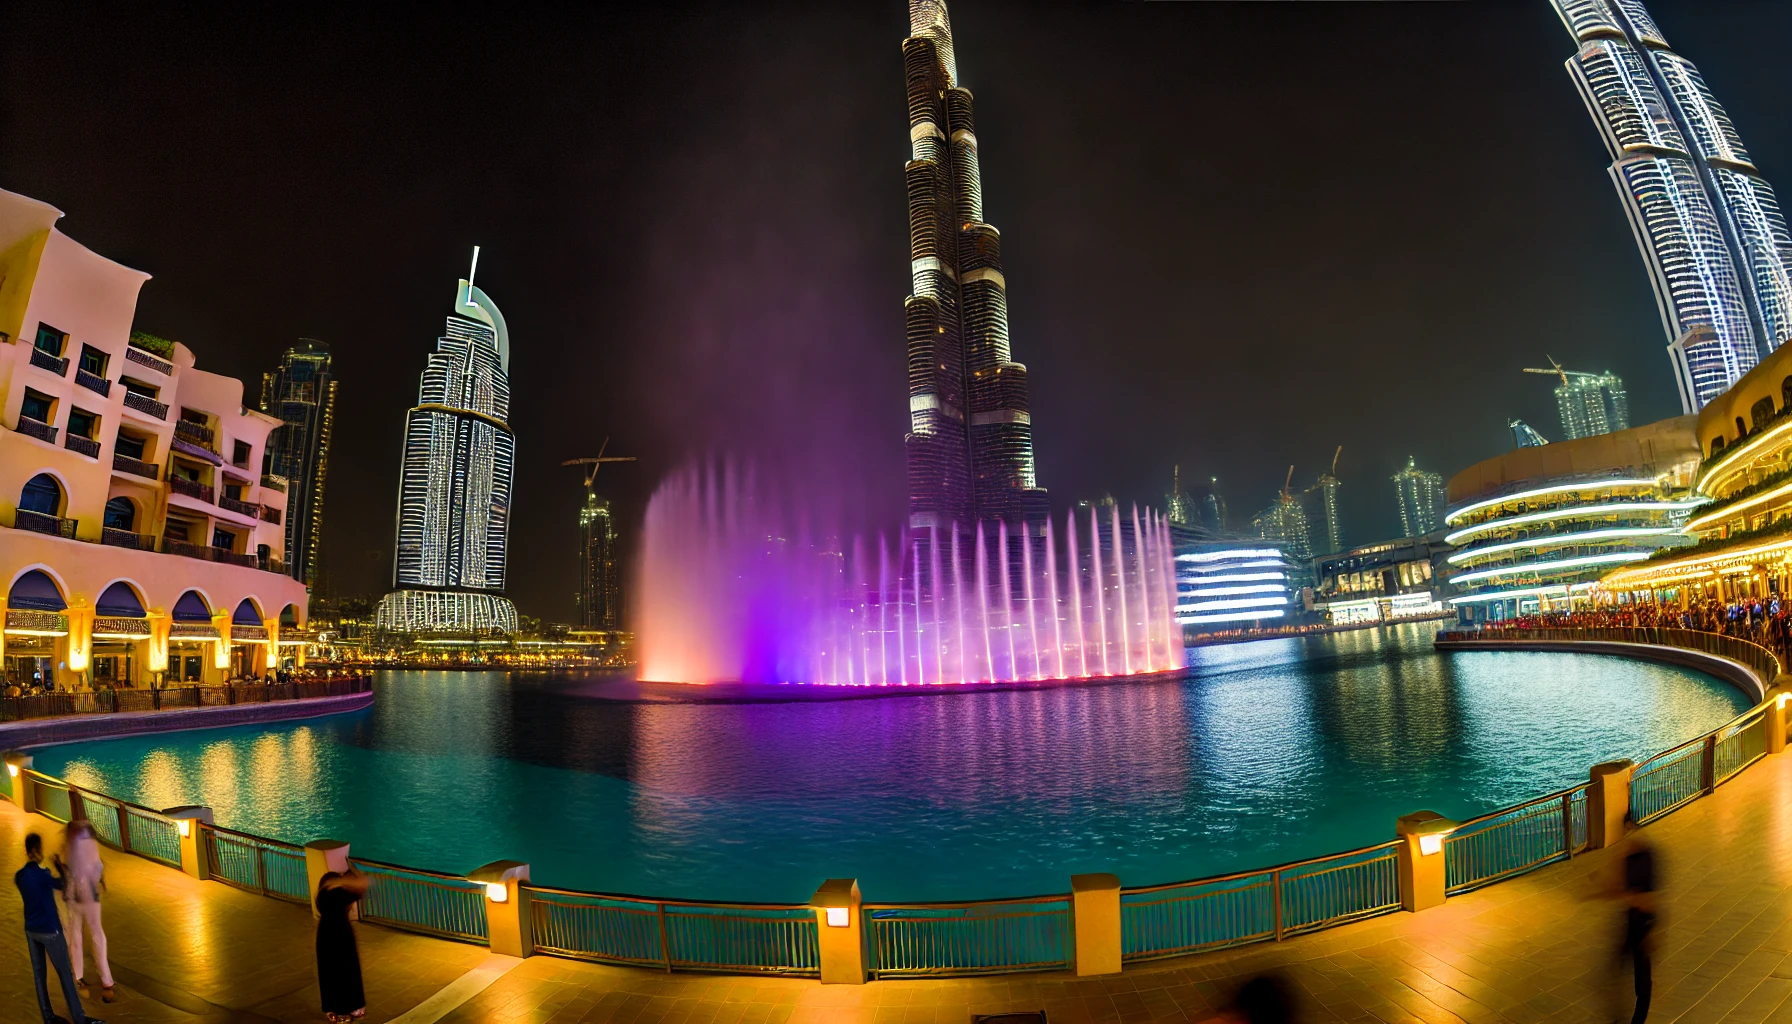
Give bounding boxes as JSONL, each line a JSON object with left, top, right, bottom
{"left": 1200, "top": 477, "right": 1228, "bottom": 536}
{"left": 1313, "top": 534, "right": 1450, "bottom": 625}
{"left": 1393, "top": 457, "right": 1446, "bottom": 537}
{"left": 1553, "top": 0, "right": 1792, "bottom": 411}
{"left": 1165, "top": 465, "right": 1193, "bottom": 527}
{"left": 1307, "top": 472, "right": 1342, "bottom": 556}
{"left": 577, "top": 491, "right": 620, "bottom": 629}
{"left": 1170, "top": 526, "right": 1297, "bottom": 635}
{"left": 1250, "top": 495, "right": 1313, "bottom": 592}
{"left": 259, "top": 340, "right": 336, "bottom": 586}
{"left": 1553, "top": 370, "right": 1629, "bottom": 440}
{"left": 1444, "top": 417, "right": 1702, "bottom": 621}
{"left": 901, "top": 0, "right": 1047, "bottom": 530}
{"left": 373, "top": 270, "right": 518, "bottom": 635}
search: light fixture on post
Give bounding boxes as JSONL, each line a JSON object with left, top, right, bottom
{"left": 1394, "top": 810, "right": 1457, "bottom": 912}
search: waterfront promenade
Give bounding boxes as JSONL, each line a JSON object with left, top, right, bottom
{"left": 4, "top": 745, "right": 1792, "bottom": 1024}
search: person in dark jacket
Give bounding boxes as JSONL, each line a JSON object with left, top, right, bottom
{"left": 15, "top": 831, "right": 102, "bottom": 1024}
{"left": 315, "top": 867, "right": 372, "bottom": 1022}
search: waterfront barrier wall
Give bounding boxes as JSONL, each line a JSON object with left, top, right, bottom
{"left": 3, "top": 631, "right": 1784, "bottom": 983}
{"left": 0, "top": 676, "right": 373, "bottom": 748}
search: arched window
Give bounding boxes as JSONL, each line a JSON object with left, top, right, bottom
{"left": 1713, "top": 436, "right": 1728, "bottom": 457}
{"left": 232, "top": 598, "right": 263, "bottom": 626}
{"left": 172, "top": 590, "right": 212, "bottom": 622}
{"left": 1782, "top": 377, "right": 1792, "bottom": 413}
{"left": 96, "top": 581, "right": 146, "bottom": 617}
{"left": 1753, "top": 397, "right": 1776, "bottom": 431}
{"left": 279, "top": 603, "right": 300, "bottom": 627}
{"left": 1738, "top": 416, "right": 1750, "bottom": 439}
{"left": 19, "top": 474, "right": 61, "bottom": 516}
{"left": 103, "top": 497, "right": 136, "bottom": 531}
{"left": 8, "top": 569, "right": 66, "bottom": 611}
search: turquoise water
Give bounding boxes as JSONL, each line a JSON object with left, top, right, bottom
{"left": 31, "top": 624, "right": 1751, "bottom": 902}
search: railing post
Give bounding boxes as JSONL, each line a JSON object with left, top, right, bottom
{"left": 305, "top": 839, "right": 352, "bottom": 919}
{"left": 1272, "top": 869, "right": 1285, "bottom": 941}
{"left": 1702, "top": 733, "right": 1718, "bottom": 794}
{"left": 1395, "top": 811, "right": 1456, "bottom": 912}
{"left": 162, "top": 806, "right": 213, "bottom": 880}
{"left": 655, "top": 902, "right": 672, "bottom": 973}
{"left": 3, "top": 753, "right": 33, "bottom": 813}
{"left": 1769, "top": 693, "right": 1789, "bottom": 756}
{"left": 114, "top": 801, "right": 129, "bottom": 852}
{"left": 1561, "top": 792, "right": 1575, "bottom": 857}
{"left": 1587, "top": 760, "right": 1633, "bottom": 849}
{"left": 468, "top": 860, "right": 533, "bottom": 958}
{"left": 809, "top": 878, "right": 865, "bottom": 985}
{"left": 1070, "top": 872, "right": 1122, "bottom": 976}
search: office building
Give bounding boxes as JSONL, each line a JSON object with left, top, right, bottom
{"left": 901, "top": 0, "right": 1048, "bottom": 530}
{"left": 1393, "top": 457, "right": 1446, "bottom": 537}
{"left": 259, "top": 340, "right": 336, "bottom": 586}
{"left": 1553, "top": 369, "right": 1629, "bottom": 440}
{"left": 1553, "top": 0, "right": 1792, "bottom": 410}
{"left": 1307, "top": 470, "right": 1342, "bottom": 556}
{"left": 1165, "top": 465, "right": 1194, "bottom": 527}
{"left": 373, "top": 262, "right": 518, "bottom": 635}
{"left": 1251, "top": 493, "right": 1313, "bottom": 591}
{"left": 577, "top": 491, "right": 621, "bottom": 630}
{"left": 0, "top": 187, "right": 307, "bottom": 687}
{"left": 1313, "top": 534, "right": 1450, "bottom": 625}
{"left": 1511, "top": 420, "right": 1550, "bottom": 448}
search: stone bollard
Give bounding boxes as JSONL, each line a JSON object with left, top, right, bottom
{"left": 1587, "top": 760, "right": 1634, "bottom": 850}
{"left": 1395, "top": 811, "right": 1457, "bottom": 912}
{"left": 161, "top": 806, "right": 213, "bottom": 880}
{"left": 1769, "top": 693, "right": 1789, "bottom": 756}
{"left": 468, "top": 861, "right": 533, "bottom": 958}
{"left": 809, "top": 878, "right": 864, "bottom": 984}
{"left": 305, "top": 840, "right": 353, "bottom": 919}
{"left": 1070, "top": 873, "right": 1122, "bottom": 976}
{"left": 3, "top": 752, "right": 33, "bottom": 813}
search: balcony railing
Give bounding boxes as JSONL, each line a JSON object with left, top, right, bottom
{"left": 64, "top": 434, "right": 100, "bottom": 459}
{"left": 162, "top": 537, "right": 209, "bottom": 560}
{"left": 260, "top": 474, "right": 288, "bottom": 493}
{"left": 29, "top": 347, "right": 68, "bottom": 376}
{"left": 113, "top": 453, "right": 159, "bottom": 480}
{"left": 259, "top": 555, "right": 288, "bottom": 575}
{"left": 169, "top": 476, "right": 214, "bottom": 503}
{"left": 101, "top": 528, "right": 152, "bottom": 550}
{"left": 75, "top": 369, "right": 112, "bottom": 397}
{"left": 260, "top": 505, "right": 283, "bottom": 524}
{"left": 123, "top": 390, "right": 169, "bottom": 420}
{"left": 219, "top": 494, "right": 259, "bottom": 517}
{"left": 14, "top": 509, "right": 76, "bottom": 539}
{"left": 171, "top": 436, "right": 222, "bottom": 465}
{"left": 213, "top": 548, "right": 258, "bottom": 568}
{"left": 125, "top": 344, "right": 175, "bottom": 375}
{"left": 174, "top": 418, "right": 215, "bottom": 446}
{"left": 16, "top": 416, "right": 57, "bottom": 444}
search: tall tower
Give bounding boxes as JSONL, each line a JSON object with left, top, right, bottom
{"left": 258, "top": 340, "right": 337, "bottom": 587}
{"left": 1553, "top": 0, "right": 1792, "bottom": 411}
{"left": 577, "top": 493, "right": 620, "bottom": 629}
{"left": 374, "top": 257, "right": 518, "bottom": 635}
{"left": 902, "top": 0, "right": 1047, "bottom": 530}
{"left": 1392, "top": 457, "right": 1445, "bottom": 538}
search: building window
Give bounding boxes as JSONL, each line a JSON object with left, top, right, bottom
{"left": 1753, "top": 397, "right": 1776, "bottom": 431}
{"left": 1713, "top": 436, "right": 1727, "bottom": 457}
{"left": 212, "top": 527, "right": 236, "bottom": 551}
{"left": 20, "top": 389, "right": 53, "bottom": 424}
{"left": 180, "top": 407, "right": 207, "bottom": 426}
{"left": 120, "top": 376, "right": 158, "bottom": 399}
{"left": 114, "top": 431, "right": 147, "bottom": 460}
{"left": 224, "top": 481, "right": 243, "bottom": 501}
{"left": 164, "top": 520, "right": 192, "bottom": 542}
{"left": 33, "top": 324, "right": 67, "bottom": 356}
{"left": 20, "top": 474, "right": 62, "bottom": 516}
{"left": 104, "top": 497, "right": 136, "bottom": 531}
{"left": 232, "top": 440, "right": 251, "bottom": 467}
{"left": 67, "top": 408, "right": 98, "bottom": 439}
{"left": 78, "top": 345, "right": 108, "bottom": 377}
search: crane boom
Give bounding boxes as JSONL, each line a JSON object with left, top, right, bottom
{"left": 561, "top": 437, "right": 637, "bottom": 489}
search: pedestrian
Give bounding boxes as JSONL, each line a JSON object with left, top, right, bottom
{"left": 1619, "top": 839, "right": 1659, "bottom": 1023}
{"left": 315, "top": 866, "right": 372, "bottom": 1022}
{"left": 15, "top": 831, "right": 103, "bottom": 1024}
{"left": 59, "top": 820, "right": 115, "bottom": 1002}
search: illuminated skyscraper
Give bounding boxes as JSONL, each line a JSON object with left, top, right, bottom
{"left": 1200, "top": 476, "right": 1229, "bottom": 536}
{"left": 1554, "top": 0, "right": 1792, "bottom": 411}
{"left": 577, "top": 491, "right": 621, "bottom": 629}
{"left": 1165, "top": 465, "right": 1194, "bottom": 527}
{"left": 1554, "top": 369, "right": 1629, "bottom": 439}
{"left": 902, "top": 0, "right": 1047, "bottom": 529}
{"left": 1307, "top": 472, "right": 1342, "bottom": 556}
{"left": 259, "top": 340, "right": 336, "bottom": 586}
{"left": 374, "top": 262, "right": 518, "bottom": 635}
{"left": 1393, "top": 457, "right": 1446, "bottom": 537}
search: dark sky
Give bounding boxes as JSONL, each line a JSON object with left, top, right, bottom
{"left": 6, "top": 1, "right": 1792, "bottom": 622}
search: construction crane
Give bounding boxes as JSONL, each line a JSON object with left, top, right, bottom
{"left": 1326, "top": 445, "right": 1341, "bottom": 479}
{"left": 561, "top": 437, "right": 637, "bottom": 491}
{"left": 1280, "top": 464, "right": 1295, "bottom": 502}
{"left": 1522, "top": 355, "right": 1603, "bottom": 385}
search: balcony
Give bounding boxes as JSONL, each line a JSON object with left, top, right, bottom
{"left": 124, "top": 344, "right": 175, "bottom": 376}
{"left": 123, "top": 390, "right": 169, "bottom": 420}
{"left": 101, "top": 528, "right": 153, "bottom": 550}
{"left": 213, "top": 549, "right": 258, "bottom": 568}
{"left": 14, "top": 508, "right": 76, "bottom": 539}
{"left": 174, "top": 418, "right": 215, "bottom": 446}
{"left": 219, "top": 494, "right": 259, "bottom": 517}
{"left": 113, "top": 452, "right": 159, "bottom": 480}
{"left": 260, "top": 505, "right": 283, "bottom": 525}
{"left": 162, "top": 537, "right": 209, "bottom": 560}
{"left": 259, "top": 555, "right": 288, "bottom": 575}
{"left": 29, "top": 347, "right": 68, "bottom": 377}
{"left": 64, "top": 434, "right": 100, "bottom": 459}
{"left": 169, "top": 476, "right": 214, "bottom": 503}
{"left": 260, "top": 474, "right": 288, "bottom": 493}
{"left": 74, "top": 369, "right": 111, "bottom": 397}
{"left": 171, "top": 434, "right": 223, "bottom": 465}
{"left": 15, "top": 416, "right": 57, "bottom": 444}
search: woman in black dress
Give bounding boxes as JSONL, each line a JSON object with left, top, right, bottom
{"left": 315, "top": 868, "right": 372, "bottom": 1022}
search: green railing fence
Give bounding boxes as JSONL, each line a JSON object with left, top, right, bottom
{"left": 203, "top": 825, "right": 310, "bottom": 902}
{"left": 351, "top": 858, "right": 489, "bottom": 943}
{"left": 1444, "top": 786, "right": 1588, "bottom": 894}
{"left": 864, "top": 896, "right": 1072, "bottom": 978}
{"left": 525, "top": 887, "right": 820, "bottom": 975}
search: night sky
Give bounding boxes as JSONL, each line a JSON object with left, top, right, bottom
{"left": 6, "top": 1, "right": 1792, "bottom": 623}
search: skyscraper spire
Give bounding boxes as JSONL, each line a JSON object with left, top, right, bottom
{"left": 902, "top": 0, "right": 1047, "bottom": 531}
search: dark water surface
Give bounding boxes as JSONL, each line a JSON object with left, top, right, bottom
{"left": 32, "top": 624, "right": 1750, "bottom": 901}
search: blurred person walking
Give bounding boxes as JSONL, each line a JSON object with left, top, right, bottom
{"left": 315, "top": 866, "right": 372, "bottom": 1022}
{"left": 1618, "top": 838, "right": 1659, "bottom": 1023}
{"left": 15, "top": 831, "right": 103, "bottom": 1024}
{"left": 58, "top": 820, "right": 114, "bottom": 1002}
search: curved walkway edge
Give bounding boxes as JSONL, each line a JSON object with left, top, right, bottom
{"left": 0, "top": 689, "right": 374, "bottom": 749}
{"left": 1435, "top": 635, "right": 1775, "bottom": 701}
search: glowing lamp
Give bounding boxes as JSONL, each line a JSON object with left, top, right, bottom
{"left": 1418, "top": 833, "right": 1444, "bottom": 857}
{"left": 1779, "top": 692, "right": 1790, "bottom": 709}
{"left": 5, "top": 764, "right": 17, "bottom": 778}
{"left": 176, "top": 819, "right": 191, "bottom": 838}
{"left": 825, "top": 906, "right": 849, "bottom": 928}
{"left": 486, "top": 882, "right": 509, "bottom": 903}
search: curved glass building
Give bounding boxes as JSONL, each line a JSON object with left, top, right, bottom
{"left": 902, "top": 0, "right": 1047, "bottom": 530}
{"left": 374, "top": 272, "right": 518, "bottom": 635}
{"left": 1553, "top": 0, "right": 1792, "bottom": 411}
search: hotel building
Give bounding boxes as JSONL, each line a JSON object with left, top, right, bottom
{"left": 0, "top": 188, "right": 307, "bottom": 688}
{"left": 259, "top": 340, "right": 336, "bottom": 587}
{"left": 1393, "top": 457, "right": 1446, "bottom": 538}
{"left": 1444, "top": 417, "right": 1702, "bottom": 621}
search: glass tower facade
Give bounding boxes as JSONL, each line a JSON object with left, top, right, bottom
{"left": 373, "top": 276, "right": 518, "bottom": 635}
{"left": 902, "top": 0, "right": 1047, "bottom": 531}
{"left": 1393, "top": 457, "right": 1446, "bottom": 537}
{"left": 1553, "top": 370, "right": 1630, "bottom": 440}
{"left": 577, "top": 490, "right": 621, "bottom": 630}
{"left": 1554, "top": 0, "right": 1792, "bottom": 411}
{"left": 258, "top": 340, "right": 336, "bottom": 587}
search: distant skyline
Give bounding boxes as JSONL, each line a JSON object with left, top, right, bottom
{"left": 7, "top": 2, "right": 1792, "bottom": 620}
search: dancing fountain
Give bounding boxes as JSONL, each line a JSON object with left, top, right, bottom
{"left": 638, "top": 463, "right": 1182, "bottom": 686}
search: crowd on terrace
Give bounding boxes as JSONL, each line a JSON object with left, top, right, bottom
{"left": 1479, "top": 600, "right": 1792, "bottom": 668}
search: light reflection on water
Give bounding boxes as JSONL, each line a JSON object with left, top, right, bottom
{"left": 35, "top": 624, "right": 1750, "bottom": 901}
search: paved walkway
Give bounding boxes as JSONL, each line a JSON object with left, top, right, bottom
{"left": 8, "top": 748, "right": 1792, "bottom": 1024}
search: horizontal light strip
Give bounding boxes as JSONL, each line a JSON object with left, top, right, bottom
{"left": 1699, "top": 417, "right": 1792, "bottom": 493}
{"left": 1181, "top": 609, "right": 1287, "bottom": 624}
{"left": 1446, "top": 527, "right": 1681, "bottom": 565}
{"left": 1443, "top": 500, "right": 1703, "bottom": 546}
{"left": 1176, "top": 548, "right": 1283, "bottom": 562}
{"left": 1448, "top": 582, "right": 1596, "bottom": 605}
{"left": 1604, "top": 535, "right": 1792, "bottom": 586}
{"left": 1183, "top": 571, "right": 1285, "bottom": 584}
{"left": 1451, "top": 551, "right": 1650, "bottom": 584}
{"left": 1189, "top": 583, "right": 1286, "bottom": 598}
{"left": 1685, "top": 479, "right": 1792, "bottom": 530}
{"left": 1446, "top": 478, "right": 1661, "bottom": 526}
{"left": 1185, "top": 595, "right": 1288, "bottom": 612}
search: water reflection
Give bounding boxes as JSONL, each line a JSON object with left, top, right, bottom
{"left": 34, "top": 624, "right": 1752, "bottom": 902}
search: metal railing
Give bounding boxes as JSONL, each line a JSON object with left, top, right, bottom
{"left": 1445, "top": 786, "right": 1588, "bottom": 894}
{"left": 865, "top": 894, "right": 1070, "bottom": 978}
{"left": 13, "top": 508, "right": 76, "bottom": 538}
{"left": 219, "top": 494, "right": 258, "bottom": 517}
{"left": 351, "top": 858, "right": 488, "bottom": 943}
{"left": 122, "top": 389, "right": 169, "bottom": 420}
{"left": 525, "top": 887, "right": 821, "bottom": 975}
{"left": 174, "top": 418, "right": 215, "bottom": 446}
{"left": 1437, "top": 626, "right": 1782, "bottom": 686}
{"left": 75, "top": 368, "right": 111, "bottom": 396}
{"left": 15, "top": 416, "right": 57, "bottom": 444}
{"left": 169, "top": 476, "right": 214, "bottom": 503}
{"left": 29, "top": 346, "right": 68, "bottom": 376}
{"left": 101, "top": 528, "right": 152, "bottom": 550}
{"left": 203, "top": 824, "right": 309, "bottom": 902}
{"left": 125, "top": 344, "right": 175, "bottom": 375}
{"left": 64, "top": 433, "right": 100, "bottom": 459}
{"left": 41, "top": 779, "right": 186, "bottom": 868}
{"left": 0, "top": 675, "right": 371, "bottom": 722}
{"left": 113, "top": 452, "right": 159, "bottom": 479}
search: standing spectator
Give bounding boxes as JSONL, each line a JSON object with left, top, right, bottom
{"left": 59, "top": 820, "right": 115, "bottom": 1002}
{"left": 15, "top": 831, "right": 102, "bottom": 1024}
{"left": 315, "top": 867, "right": 372, "bottom": 1022}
